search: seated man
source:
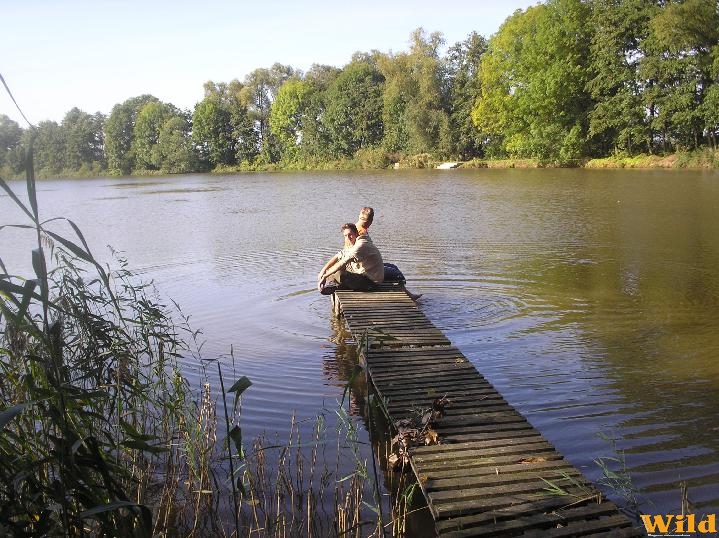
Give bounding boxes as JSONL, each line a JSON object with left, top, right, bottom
{"left": 318, "top": 223, "right": 384, "bottom": 294}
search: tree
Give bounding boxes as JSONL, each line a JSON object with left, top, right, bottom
{"left": 192, "top": 94, "right": 235, "bottom": 167}
{"left": 0, "top": 114, "right": 24, "bottom": 176}
{"left": 323, "top": 61, "right": 385, "bottom": 157}
{"left": 105, "top": 95, "right": 159, "bottom": 175}
{"left": 586, "top": 0, "right": 655, "bottom": 155}
{"left": 296, "top": 64, "right": 341, "bottom": 160}
{"left": 379, "top": 28, "right": 452, "bottom": 156}
{"left": 132, "top": 101, "right": 178, "bottom": 170}
{"left": 269, "top": 78, "right": 312, "bottom": 161}
{"left": 240, "top": 64, "right": 296, "bottom": 163}
{"left": 192, "top": 80, "right": 257, "bottom": 168}
{"left": 640, "top": 0, "right": 719, "bottom": 150}
{"left": 444, "top": 32, "right": 488, "bottom": 159}
{"left": 61, "top": 108, "right": 105, "bottom": 171}
{"left": 156, "top": 114, "right": 197, "bottom": 173}
{"left": 472, "top": 0, "right": 592, "bottom": 162}
{"left": 28, "top": 121, "right": 65, "bottom": 176}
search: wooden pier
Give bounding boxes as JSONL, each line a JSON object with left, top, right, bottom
{"left": 332, "top": 284, "right": 645, "bottom": 537}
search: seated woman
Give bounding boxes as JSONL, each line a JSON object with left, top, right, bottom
{"left": 352, "top": 207, "right": 422, "bottom": 301}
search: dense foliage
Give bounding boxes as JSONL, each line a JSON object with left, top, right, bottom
{"left": 1, "top": 0, "right": 718, "bottom": 177}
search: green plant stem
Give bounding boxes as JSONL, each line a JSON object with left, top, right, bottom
{"left": 218, "top": 362, "right": 240, "bottom": 536}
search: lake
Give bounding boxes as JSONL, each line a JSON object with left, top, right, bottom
{"left": 2, "top": 168, "right": 718, "bottom": 523}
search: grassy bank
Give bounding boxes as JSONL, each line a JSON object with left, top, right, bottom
{"left": 585, "top": 149, "right": 719, "bottom": 169}
{"left": 9, "top": 148, "right": 719, "bottom": 181}
{"left": 211, "top": 148, "right": 719, "bottom": 173}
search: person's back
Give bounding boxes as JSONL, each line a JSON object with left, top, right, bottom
{"left": 345, "top": 233, "right": 384, "bottom": 283}
{"left": 354, "top": 206, "right": 421, "bottom": 300}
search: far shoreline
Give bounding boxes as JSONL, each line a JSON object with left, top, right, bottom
{"left": 14, "top": 149, "right": 719, "bottom": 181}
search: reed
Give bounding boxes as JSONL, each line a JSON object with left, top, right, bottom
{"left": 0, "top": 154, "right": 216, "bottom": 535}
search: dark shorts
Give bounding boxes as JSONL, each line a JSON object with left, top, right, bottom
{"left": 325, "top": 270, "right": 378, "bottom": 292}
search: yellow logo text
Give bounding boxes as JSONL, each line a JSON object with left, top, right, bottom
{"left": 640, "top": 514, "right": 716, "bottom": 535}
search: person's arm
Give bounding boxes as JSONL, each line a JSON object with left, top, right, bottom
{"left": 318, "top": 252, "right": 340, "bottom": 282}
{"left": 318, "top": 250, "right": 351, "bottom": 289}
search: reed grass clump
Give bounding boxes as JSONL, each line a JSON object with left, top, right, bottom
{"left": 0, "top": 163, "right": 217, "bottom": 535}
{"left": 1, "top": 152, "right": 421, "bottom": 536}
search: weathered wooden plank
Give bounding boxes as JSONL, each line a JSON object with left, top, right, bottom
{"left": 432, "top": 494, "right": 591, "bottom": 531}
{"left": 523, "top": 514, "right": 644, "bottom": 537}
{"left": 430, "top": 485, "right": 602, "bottom": 519}
{"left": 437, "top": 501, "right": 635, "bottom": 537}
{"left": 415, "top": 435, "right": 551, "bottom": 454}
{"left": 423, "top": 466, "right": 585, "bottom": 493}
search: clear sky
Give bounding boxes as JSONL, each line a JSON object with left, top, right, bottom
{"left": 1, "top": 0, "right": 538, "bottom": 127}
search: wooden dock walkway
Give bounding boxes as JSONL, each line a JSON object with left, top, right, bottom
{"left": 332, "top": 284, "right": 645, "bottom": 537}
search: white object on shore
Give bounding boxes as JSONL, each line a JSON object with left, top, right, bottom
{"left": 436, "top": 162, "right": 460, "bottom": 169}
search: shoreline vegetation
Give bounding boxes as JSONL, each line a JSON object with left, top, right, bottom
{"left": 3, "top": 0, "right": 719, "bottom": 181}
{"left": 11, "top": 148, "right": 719, "bottom": 181}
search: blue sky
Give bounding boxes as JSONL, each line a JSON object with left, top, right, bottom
{"left": 2, "top": 0, "right": 538, "bottom": 126}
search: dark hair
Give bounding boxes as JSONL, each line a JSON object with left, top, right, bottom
{"left": 341, "top": 222, "right": 359, "bottom": 235}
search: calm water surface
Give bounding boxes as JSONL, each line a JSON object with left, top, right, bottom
{"left": 2, "top": 168, "right": 718, "bottom": 522}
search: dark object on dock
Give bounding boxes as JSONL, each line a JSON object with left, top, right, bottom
{"left": 332, "top": 285, "right": 646, "bottom": 537}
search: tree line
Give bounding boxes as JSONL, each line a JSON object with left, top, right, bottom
{"left": 1, "top": 0, "right": 718, "bottom": 178}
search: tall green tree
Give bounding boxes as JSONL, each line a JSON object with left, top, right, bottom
{"left": 193, "top": 93, "right": 234, "bottom": 167}
{"left": 0, "top": 114, "right": 24, "bottom": 176}
{"left": 61, "top": 108, "right": 105, "bottom": 171}
{"left": 379, "top": 28, "right": 452, "bottom": 156}
{"left": 29, "top": 121, "right": 65, "bottom": 176}
{"left": 131, "top": 101, "right": 178, "bottom": 170}
{"left": 640, "top": 0, "right": 719, "bottom": 151}
{"left": 192, "top": 80, "right": 257, "bottom": 168}
{"left": 586, "top": 0, "right": 655, "bottom": 155}
{"left": 295, "top": 64, "right": 340, "bottom": 160}
{"left": 240, "top": 64, "right": 296, "bottom": 163}
{"left": 473, "top": 0, "right": 592, "bottom": 162}
{"left": 104, "top": 95, "right": 159, "bottom": 175}
{"left": 269, "top": 78, "right": 313, "bottom": 161}
{"left": 156, "top": 113, "right": 197, "bottom": 173}
{"left": 444, "top": 32, "right": 488, "bottom": 159}
{"left": 322, "top": 61, "right": 385, "bottom": 158}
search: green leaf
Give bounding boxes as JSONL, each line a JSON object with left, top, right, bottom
{"left": 78, "top": 500, "right": 141, "bottom": 517}
{"left": 0, "top": 403, "right": 29, "bottom": 429}
{"left": 16, "top": 279, "right": 37, "bottom": 320}
{"left": 25, "top": 149, "right": 38, "bottom": 221}
{"left": 79, "top": 500, "right": 153, "bottom": 535}
{"left": 121, "top": 439, "right": 168, "bottom": 454}
{"left": 43, "top": 230, "right": 94, "bottom": 264}
{"left": 228, "top": 376, "right": 252, "bottom": 396}
{"left": 0, "top": 177, "right": 35, "bottom": 222}
{"left": 31, "top": 248, "right": 47, "bottom": 285}
{"left": 120, "top": 419, "right": 158, "bottom": 442}
{"left": 228, "top": 424, "right": 245, "bottom": 459}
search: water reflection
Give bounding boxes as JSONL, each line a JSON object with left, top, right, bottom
{"left": 327, "top": 314, "right": 436, "bottom": 537}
